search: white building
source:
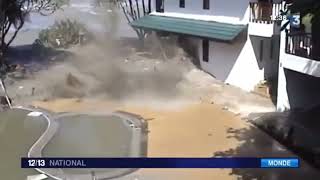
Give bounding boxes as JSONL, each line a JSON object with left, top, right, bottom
{"left": 277, "top": 14, "right": 320, "bottom": 111}
{"left": 131, "top": 0, "right": 284, "bottom": 92}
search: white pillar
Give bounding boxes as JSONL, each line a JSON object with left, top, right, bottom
{"left": 276, "top": 28, "right": 290, "bottom": 111}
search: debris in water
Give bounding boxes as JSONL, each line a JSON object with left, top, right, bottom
{"left": 66, "top": 73, "right": 83, "bottom": 87}
{"left": 55, "top": 39, "right": 61, "bottom": 46}
{"left": 27, "top": 174, "right": 48, "bottom": 180}
{"left": 31, "top": 87, "right": 35, "bottom": 96}
{"left": 8, "top": 65, "right": 26, "bottom": 79}
{"left": 27, "top": 111, "right": 43, "bottom": 117}
{"left": 0, "top": 96, "right": 11, "bottom": 106}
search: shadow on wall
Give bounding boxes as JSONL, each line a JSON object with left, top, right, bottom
{"left": 204, "top": 31, "right": 247, "bottom": 81}
{"left": 177, "top": 36, "right": 201, "bottom": 68}
{"left": 285, "top": 69, "right": 320, "bottom": 110}
{"left": 250, "top": 35, "right": 269, "bottom": 71}
{"left": 250, "top": 35, "right": 280, "bottom": 105}
{"left": 250, "top": 35, "right": 280, "bottom": 78}
{"left": 213, "top": 126, "right": 320, "bottom": 180}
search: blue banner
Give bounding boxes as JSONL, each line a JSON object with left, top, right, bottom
{"left": 21, "top": 158, "right": 299, "bottom": 169}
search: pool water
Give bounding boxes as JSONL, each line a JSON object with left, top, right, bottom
{"left": 42, "top": 114, "right": 137, "bottom": 175}
{"left": 43, "top": 114, "right": 133, "bottom": 158}
{"left": 0, "top": 109, "right": 48, "bottom": 180}
{"left": 0, "top": 110, "right": 147, "bottom": 180}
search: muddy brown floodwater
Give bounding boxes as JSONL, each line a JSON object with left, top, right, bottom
{"left": 34, "top": 98, "right": 320, "bottom": 180}
{"left": 34, "top": 98, "right": 249, "bottom": 179}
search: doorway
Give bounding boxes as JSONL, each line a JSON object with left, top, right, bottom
{"left": 156, "top": 0, "right": 164, "bottom": 12}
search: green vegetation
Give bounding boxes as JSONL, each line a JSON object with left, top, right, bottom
{"left": 36, "top": 19, "right": 91, "bottom": 49}
{"left": 0, "top": 0, "right": 64, "bottom": 70}
{"left": 56, "top": 0, "right": 71, "bottom": 7}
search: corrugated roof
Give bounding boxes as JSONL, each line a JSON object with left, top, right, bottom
{"left": 130, "top": 15, "right": 247, "bottom": 42}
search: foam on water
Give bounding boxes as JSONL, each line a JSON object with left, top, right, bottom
{"left": 70, "top": 3, "right": 94, "bottom": 14}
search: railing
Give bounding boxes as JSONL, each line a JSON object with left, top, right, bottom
{"left": 249, "top": 2, "right": 284, "bottom": 24}
{"left": 285, "top": 32, "right": 320, "bottom": 61}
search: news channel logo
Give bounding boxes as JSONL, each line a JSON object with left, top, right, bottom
{"left": 272, "top": 14, "right": 301, "bottom": 28}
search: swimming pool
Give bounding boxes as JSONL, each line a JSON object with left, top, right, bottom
{"left": 0, "top": 108, "right": 148, "bottom": 180}
{"left": 0, "top": 108, "right": 48, "bottom": 180}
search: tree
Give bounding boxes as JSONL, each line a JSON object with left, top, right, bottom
{"left": 0, "top": 0, "right": 63, "bottom": 66}
{"left": 92, "top": 0, "right": 120, "bottom": 37}
{"left": 37, "top": 19, "right": 91, "bottom": 48}
{"left": 116, "top": 0, "right": 152, "bottom": 40}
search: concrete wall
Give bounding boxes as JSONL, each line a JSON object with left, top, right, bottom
{"left": 188, "top": 32, "right": 279, "bottom": 91}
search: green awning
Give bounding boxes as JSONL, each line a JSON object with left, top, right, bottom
{"left": 130, "top": 15, "right": 247, "bottom": 42}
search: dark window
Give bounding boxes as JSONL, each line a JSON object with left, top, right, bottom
{"left": 156, "top": 0, "right": 164, "bottom": 12}
{"left": 270, "top": 39, "right": 273, "bottom": 59}
{"left": 203, "top": 0, "right": 210, "bottom": 10}
{"left": 203, "top": 40, "right": 209, "bottom": 62}
{"left": 179, "top": 0, "right": 185, "bottom": 8}
{"left": 259, "top": 40, "right": 264, "bottom": 62}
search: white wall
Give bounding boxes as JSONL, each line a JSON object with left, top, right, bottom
{"left": 164, "top": 0, "right": 250, "bottom": 20}
{"left": 282, "top": 55, "right": 320, "bottom": 77}
{"left": 189, "top": 32, "right": 280, "bottom": 92}
{"left": 191, "top": 33, "right": 270, "bottom": 91}
{"left": 248, "top": 23, "right": 276, "bottom": 37}
{"left": 150, "top": 0, "right": 282, "bottom": 92}
{"left": 224, "top": 36, "right": 265, "bottom": 91}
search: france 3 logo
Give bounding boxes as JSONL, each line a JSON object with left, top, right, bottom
{"left": 272, "top": 14, "right": 301, "bottom": 28}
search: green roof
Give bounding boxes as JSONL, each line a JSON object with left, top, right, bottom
{"left": 130, "top": 15, "right": 247, "bottom": 42}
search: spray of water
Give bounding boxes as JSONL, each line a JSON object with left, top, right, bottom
{"left": 5, "top": 1, "right": 206, "bottom": 108}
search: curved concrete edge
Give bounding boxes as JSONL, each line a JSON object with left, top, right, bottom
{"left": 12, "top": 106, "right": 62, "bottom": 180}
{"left": 12, "top": 106, "right": 56, "bottom": 158}
{"left": 50, "top": 111, "right": 149, "bottom": 180}
{"left": 13, "top": 107, "right": 148, "bottom": 180}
